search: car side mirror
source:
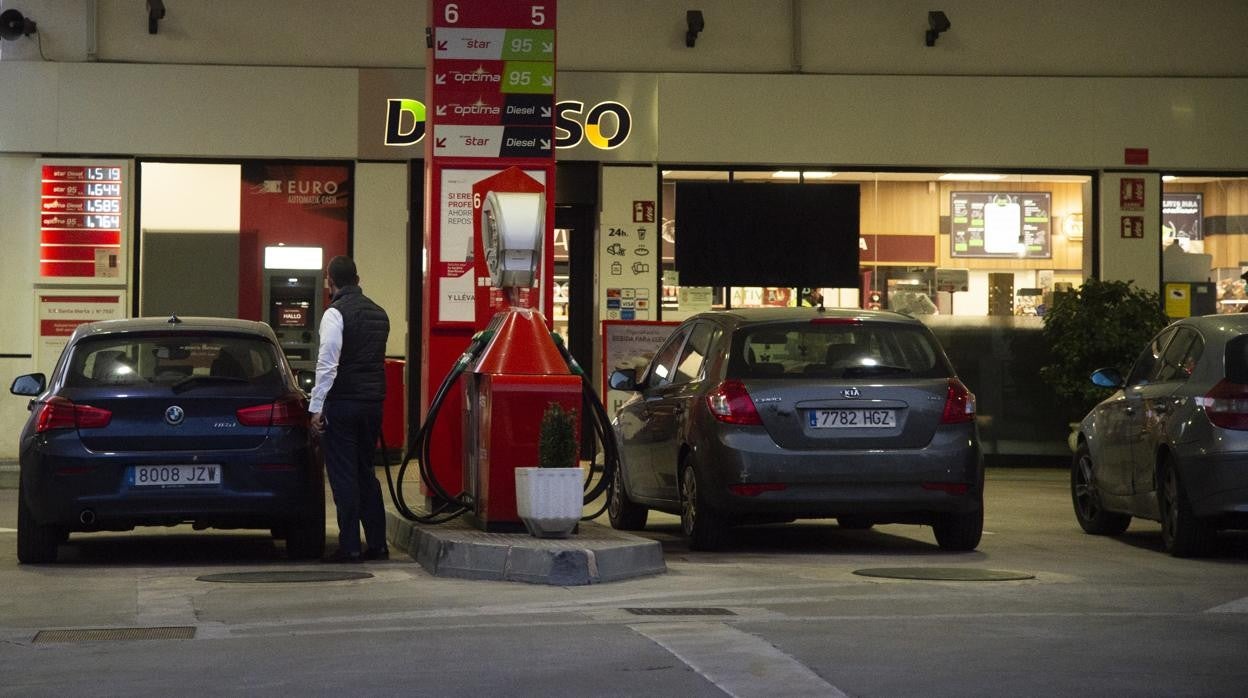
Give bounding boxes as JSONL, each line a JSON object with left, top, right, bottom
{"left": 10, "top": 373, "right": 46, "bottom": 396}
{"left": 1090, "top": 367, "right": 1124, "bottom": 389}
{"left": 609, "top": 369, "right": 639, "bottom": 391}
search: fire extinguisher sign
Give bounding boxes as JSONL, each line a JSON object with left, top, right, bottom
{"left": 1120, "top": 177, "right": 1145, "bottom": 211}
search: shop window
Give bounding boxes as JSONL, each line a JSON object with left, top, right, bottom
{"left": 1161, "top": 176, "right": 1248, "bottom": 313}
{"left": 659, "top": 168, "right": 1091, "bottom": 321}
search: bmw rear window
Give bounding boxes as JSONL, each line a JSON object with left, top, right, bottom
{"left": 729, "top": 322, "right": 952, "bottom": 380}
{"left": 65, "top": 334, "right": 286, "bottom": 389}
{"left": 1226, "top": 335, "right": 1248, "bottom": 384}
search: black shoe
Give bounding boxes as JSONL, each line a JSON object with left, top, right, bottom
{"left": 323, "top": 549, "right": 362, "bottom": 563}
{"left": 362, "top": 546, "right": 389, "bottom": 561}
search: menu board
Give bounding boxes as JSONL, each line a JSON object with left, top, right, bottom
{"left": 1162, "top": 192, "right": 1203, "bottom": 253}
{"left": 950, "top": 192, "right": 1051, "bottom": 259}
{"left": 39, "top": 160, "right": 129, "bottom": 283}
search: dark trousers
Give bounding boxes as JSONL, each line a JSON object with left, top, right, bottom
{"left": 322, "top": 399, "right": 387, "bottom": 555}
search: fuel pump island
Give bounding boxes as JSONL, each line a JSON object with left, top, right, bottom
{"left": 384, "top": 182, "right": 621, "bottom": 533}
{"left": 377, "top": 176, "right": 667, "bottom": 584}
{"left": 375, "top": 1, "right": 664, "bottom": 584}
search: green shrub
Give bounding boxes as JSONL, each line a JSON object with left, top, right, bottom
{"left": 1040, "top": 278, "right": 1168, "bottom": 422}
{"left": 539, "top": 403, "right": 578, "bottom": 468}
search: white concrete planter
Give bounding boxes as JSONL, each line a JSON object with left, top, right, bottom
{"left": 515, "top": 467, "right": 583, "bottom": 539}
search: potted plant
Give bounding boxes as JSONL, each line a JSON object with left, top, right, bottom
{"left": 514, "top": 402, "right": 583, "bottom": 538}
{"left": 1039, "top": 278, "right": 1168, "bottom": 447}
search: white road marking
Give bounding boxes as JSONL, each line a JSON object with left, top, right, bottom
{"left": 632, "top": 621, "right": 848, "bottom": 698}
{"left": 0, "top": 528, "right": 16, "bottom": 533}
{"left": 1205, "top": 596, "right": 1248, "bottom": 614}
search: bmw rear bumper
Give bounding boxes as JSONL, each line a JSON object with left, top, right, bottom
{"left": 19, "top": 437, "right": 321, "bottom": 531}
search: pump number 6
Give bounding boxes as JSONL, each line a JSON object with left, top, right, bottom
{"left": 444, "top": 3, "right": 459, "bottom": 24}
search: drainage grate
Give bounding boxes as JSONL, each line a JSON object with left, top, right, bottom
{"left": 34, "top": 626, "right": 196, "bottom": 643}
{"left": 197, "top": 570, "right": 373, "bottom": 584}
{"left": 623, "top": 607, "right": 736, "bottom": 616}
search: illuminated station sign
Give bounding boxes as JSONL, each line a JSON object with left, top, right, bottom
{"left": 40, "top": 162, "right": 127, "bottom": 280}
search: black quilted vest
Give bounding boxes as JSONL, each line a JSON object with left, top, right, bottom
{"left": 326, "top": 285, "right": 389, "bottom": 402}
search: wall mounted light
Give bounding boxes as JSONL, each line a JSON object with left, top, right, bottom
{"left": 925, "top": 11, "right": 951, "bottom": 47}
{"left": 686, "top": 10, "right": 704, "bottom": 47}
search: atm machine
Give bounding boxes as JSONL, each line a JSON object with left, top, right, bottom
{"left": 261, "top": 246, "right": 324, "bottom": 373}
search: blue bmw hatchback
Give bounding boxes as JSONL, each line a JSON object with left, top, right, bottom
{"left": 10, "top": 317, "right": 325, "bottom": 563}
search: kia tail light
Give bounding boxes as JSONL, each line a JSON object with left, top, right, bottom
{"left": 1195, "top": 379, "right": 1248, "bottom": 430}
{"left": 707, "top": 380, "right": 763, "bottom": 425}
{"left": 940, "top": 378, "right": 976, "bottom": 424}
{"left": 34, "top": 397, "right": 112, "bottom": 433}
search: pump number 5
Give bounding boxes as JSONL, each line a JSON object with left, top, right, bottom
{"left": 531, "top": 5, "right": 545, "bottom": 25}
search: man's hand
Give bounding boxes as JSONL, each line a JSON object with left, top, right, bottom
{"left": 310, "top": 412, "right": 325, "bottom": 435}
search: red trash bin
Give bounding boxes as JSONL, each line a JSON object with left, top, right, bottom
{"left": 382, "top": 358, "right": 406, "bottom": 453}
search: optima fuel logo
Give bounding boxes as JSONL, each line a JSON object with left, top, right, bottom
{"left": 384, "top": 98, "right": 631, "bottom": 150}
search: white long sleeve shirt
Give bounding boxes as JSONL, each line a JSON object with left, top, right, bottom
{"left": 308, "top": 307, "right": 343, "bottom": 414}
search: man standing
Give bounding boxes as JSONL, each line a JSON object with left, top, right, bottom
{"left": 309, "top": 255, "right": 391, "bottom": 562}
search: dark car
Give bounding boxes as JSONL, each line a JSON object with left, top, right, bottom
{"left": 1072, "top": 314, "right": 1248, "bottom": 557}
{"left": 10, "top": 316, "right": 324, "bottom": 563}
{"left": 607, "top": 307, "right": 983, "bottom": 550}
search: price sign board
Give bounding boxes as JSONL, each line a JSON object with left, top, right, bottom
{"left": 428, "top": 0, "right": 556, "bottom": 162}
{"left": 38, "top": 160, "right": 130, "bottom": 283}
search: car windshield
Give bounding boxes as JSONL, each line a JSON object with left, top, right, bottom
{"left": 729, "top": 321, "right": 950, "bottom": 380}
{"left": 65, "top": 334, "right": 285, "bottom": 389}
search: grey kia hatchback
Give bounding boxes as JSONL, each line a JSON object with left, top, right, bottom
{"left": 10, "top": 317, "right": 325, "bottom": 563}
{"left": 1073, "top": 314, "right": 1248, "bottom": 557}
{"left": 608, "top": 307, "right": 983, "bottom": 550}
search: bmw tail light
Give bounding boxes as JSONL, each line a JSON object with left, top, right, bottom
{"left": 34, "top": 397, "right": 111, "bottom": 433}
{"left": 270, "top": 396, "right": 308, "bottom": 427}
{"left": 707, "top": 380, "right": 763, "bottom": 425}
{"left": 237, "top": 396, "right": 307, "bottom": 427}
{"left": 1195, "top": 379, "right": 1248, "bottom": 430}
{"left": 940, "top": 379, "right": 976, "bottom": 424}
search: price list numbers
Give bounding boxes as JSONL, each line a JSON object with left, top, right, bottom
{"left": 40, "top": 163, "right": 125, "bottom": 280}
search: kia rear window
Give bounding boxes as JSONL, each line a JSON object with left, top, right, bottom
{"left": 729, "top": 322, "right": 951, "bottom": 379}
{"left": 66, "top": 334, "right": 285, "bottom": 389}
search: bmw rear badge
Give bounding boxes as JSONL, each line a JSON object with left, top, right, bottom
{"left": 842, "top": 388, "right": 861, "bottom": 399}
{"left": 165, "top": 405, "right": 185, "bottom": 426}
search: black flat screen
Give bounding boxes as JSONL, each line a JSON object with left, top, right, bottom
{"left": 674, "top": 182, "right": 860, "bottom": 288}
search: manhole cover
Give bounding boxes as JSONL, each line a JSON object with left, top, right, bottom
{"left": 197, "top": 570, "right": 373, "bottom": 584}
{"left": 623, "top": 607, "right": 736, "bottom": 616}
{"left": 853, "top": 567, "right": 1035, "bottom": 582}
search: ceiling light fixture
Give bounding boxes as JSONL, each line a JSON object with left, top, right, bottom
{"left": 939, "top": 173, "right": 1007, "bottom": 181}
{"left": 772, "top": 171, "right": 839, "bottom": 180}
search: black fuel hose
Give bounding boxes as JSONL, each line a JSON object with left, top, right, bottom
{"left": 549, "top": 333, "right": 620, "bottom": 521}
{"left": 382, "top": 332, "right": 491, "bottom": 524}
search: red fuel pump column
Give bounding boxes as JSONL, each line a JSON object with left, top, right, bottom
{"left": 463, "top": 309, "right": 580, "bottom": 530}
{"left": 420, "top": 0, "right": 558, "bottom": 506}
